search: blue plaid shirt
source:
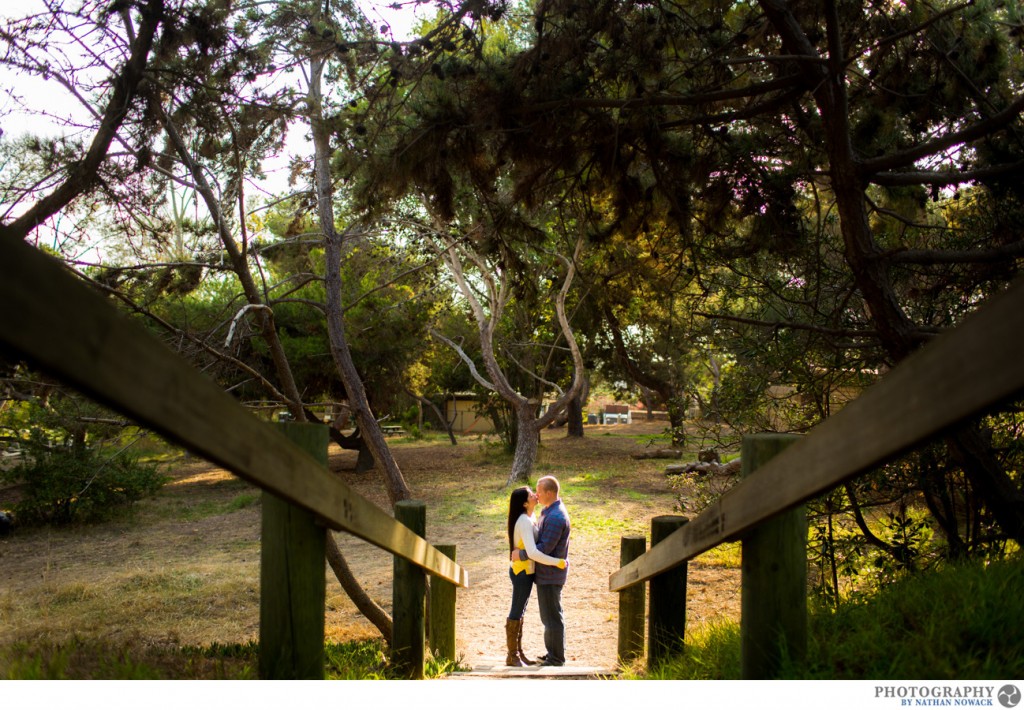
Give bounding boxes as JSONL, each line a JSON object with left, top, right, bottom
{"left": 524, "top": 499, "right": 570, "bottom": 585}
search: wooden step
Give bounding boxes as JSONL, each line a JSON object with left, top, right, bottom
{"left": 448, "top": 657, "right": 618, "bottom": 679}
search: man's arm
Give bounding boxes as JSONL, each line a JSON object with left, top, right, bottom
{"left": 533, "top": 509, "right": 566, "bottom": 556}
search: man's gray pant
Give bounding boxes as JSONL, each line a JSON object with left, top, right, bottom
{"left": 536, "top": 583, "right": 565, "bottom": 664}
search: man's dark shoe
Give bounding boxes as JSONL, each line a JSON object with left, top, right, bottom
{"left": 540, "top": 658, "right": 564, "bottom": 667}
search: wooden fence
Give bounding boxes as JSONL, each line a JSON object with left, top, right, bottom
{"left": 0, "top": 236, "right": 468, "bottom": 679}
{"left": 610, "top": 274, "right": 1024, "bottom": 677}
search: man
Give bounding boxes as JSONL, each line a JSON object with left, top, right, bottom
{"left": 514, "top": 475, "right": 570, "bottom": 666}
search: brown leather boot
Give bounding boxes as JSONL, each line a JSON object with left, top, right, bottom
{"left": 505, "top": 619, "right": 525, "bottom": 666}
{"left": 517, "top": 619, "right": 537, "bottom": 665}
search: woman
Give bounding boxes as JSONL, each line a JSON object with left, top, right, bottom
{"left": 505, "top": 485, "right": 566, "bottom": 666}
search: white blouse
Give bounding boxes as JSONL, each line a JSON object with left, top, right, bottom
{"left": 511, "top": 512, "right": 563, "bottom": 574}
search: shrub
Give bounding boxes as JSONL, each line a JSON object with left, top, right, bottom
{"left": 1, "top": 432, "right": 169, "bottom": 526}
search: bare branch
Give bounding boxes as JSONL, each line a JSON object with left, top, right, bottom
{"left": 225, "top": 304, "right": 272, "bottom": 347}
{"left": 536, "top": 235, "right": 587, "bottom": 429}
{"left": 870, "top": 160, "right": 1024, "bottom": 187}
{"left": 502, "top": 345, "right": 564, "bottom": 396}
{"left": 428, "top": 328, "right": 496, "bottom": 392}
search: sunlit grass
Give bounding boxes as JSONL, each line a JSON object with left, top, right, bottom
{"left": 620, "top": 555, "right": 1024, "bottom": 680}
{"left": 696, "top": 541, "right": 742, "bottom": 568}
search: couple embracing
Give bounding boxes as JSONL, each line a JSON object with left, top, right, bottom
{"left": 505, "top": 475, "right": 570, "bottom": 667}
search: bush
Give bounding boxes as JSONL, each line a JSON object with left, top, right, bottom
{"left": 1, "top": 433, "right": 169, "bottom": 526}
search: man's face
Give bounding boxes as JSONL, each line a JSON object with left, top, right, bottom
{"left": 537, "top": 484, "right": 556, "bottom": 507}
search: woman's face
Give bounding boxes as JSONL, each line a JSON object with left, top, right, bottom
{"left": 523, "top": 489, "right": 539, "bottom": 514}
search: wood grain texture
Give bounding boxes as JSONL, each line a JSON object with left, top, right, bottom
{"left": 429, "top": 544, "right": 458, "bottom": 663}
{"left": 0, "top": 236, "right": 469, "bottom": 588}
{"left": 259, "top": 423, "right": 327, "bottom": 680}
{"left": 740, "top": 435, "right": 806, "bottom": 680}
{"left": 647, "top": 516, "right": 688, "bottom": 669}
{"left": 611, "top": 275, "right": 1024, "bottom": 592}
{"left": 616, "top": 535, "right": 646, "bottom": 663}
{"left": 393, "top": 500, "right": 427, "bottom": 679}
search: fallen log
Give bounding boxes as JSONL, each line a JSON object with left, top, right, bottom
{"left": 630, "top": 448, "right": 683, "bottom": 460}
{"left": 665, "top": 458, "right": 741, "bottom": 476}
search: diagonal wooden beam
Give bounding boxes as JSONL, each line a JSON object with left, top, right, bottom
{"left": 611, "top": 276, "right": 1024, "bottom": 592}
{"left": 0, "top": 237, "right": 468, "bottom": 588}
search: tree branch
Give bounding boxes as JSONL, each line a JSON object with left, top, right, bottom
{"left": 2, "top": 0, "right": 165, "bottom": 240}
{"left": 859, "top": 94, "right": 1024, "bottom": 176}
{"left": 535, "top": 236, "right": 587, "bottom": 429}
{"left": 870, "top": 160, "right": 1024, "bottom": 187}
{"left": 428, "top": 328, "right": 496, "bottom": 392}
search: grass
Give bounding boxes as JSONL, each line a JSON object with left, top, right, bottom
{"left": 624, "top": 555, "right": 1024, "bottom": 679}
{"left": 152, "top": 490, "right": 259, "bottom": 522}
{"left": 0, "top": 636, "right": 467, "bottom": 680}
{"left": 696, "top": 541, "right": 742, "bottom": 568}
{"left": 7, "top": 426, "right": 1017, "bottom": 680}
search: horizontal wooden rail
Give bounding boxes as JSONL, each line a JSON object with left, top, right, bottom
{"left": 0, "top": 237, "right": 468, "bottom": 588}
{"left": 611, "top": 275, "right": 1024, "bottom": 592}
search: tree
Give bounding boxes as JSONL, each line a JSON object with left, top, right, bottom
{"left": 0, "top": 0, "right": 435, "bottom": 641}
{"left": 335, "top": 0, "right": 1024, "bottom": 556}
{"left": 429, "top": 222, "right": 586, "bottom": 485}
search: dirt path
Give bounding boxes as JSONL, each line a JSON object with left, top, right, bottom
{"left": 0, "top": 422, "right": 741, "bottom": 671}
{"left": 326, "top": 423, "right": 742, "bottom": 669}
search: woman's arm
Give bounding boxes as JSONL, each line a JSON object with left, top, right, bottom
{"left": 515, "top": 515, "right": 564, "bottom": 567}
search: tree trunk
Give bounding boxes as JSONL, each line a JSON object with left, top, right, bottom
{"left": 566, "top": 373, "right": 589, "bottom": 438}
{"left": 355, "top": 440, "right": 375, "bottom": 474}
{"left": 946, "top": 423, "right": 1024, "bottom": 545}
{"left": 406, "top": 389, "right": 457, "bottom": 445}
{"left": 298, "top": 51, "right": 409, "bottom": 644}
{"left": 309, "top": 55, "right": 411, "bottom": 506}
{"left": 566, "top": 393, "right": 584, "bottom": 438}
{"left": 667, "top": 397, "right": 687, "bottom": 448}
{"left": 507, "top": 403, "right": 540, "bottom": 486}
{"left": 325, "top": 533, "right": 392, "bottom": 640}
{"left": 640, "top": 386, "right": 656, "bottom": 421}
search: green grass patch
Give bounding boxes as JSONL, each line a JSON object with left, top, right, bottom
{"left": 431, "top": 487, "right": 508, "bottom": 524}
{"left": 1, "top": 636, "right": 465, "bottom": 679}
{"left": 571, "top": 508, "right": 648, "bottom": 537}
{"left": 624, "top": 555, "right": 1024, "bottom": 679}
{"left": 795, "top": 556, "right": 1024, "bottom": 679}
{"left": 154, "top": 491, "right": 259, "bottom": 522}
{"left": 621, "top": 619, "right": 741, "bottom": 680}
{"left": 696, "top": 541, "right": 742, "bottom": 568}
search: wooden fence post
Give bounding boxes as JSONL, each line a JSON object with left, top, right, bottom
{"left": 741, "top": 433, "right": 807, "bottom": 680}
{"left": 617, "top": 535, "right": 646, "bottom": 664}
{"left": 429, "top": 543, "right": 457, "bottom": 664}
{"left": 259, "top": 422, "right": 328, "bottom": 680}
{"left": 393, "top": 500, "right": 427, "bottom": 679}
{"left": 648, "top": 515, "right": 689, "bottom": 670}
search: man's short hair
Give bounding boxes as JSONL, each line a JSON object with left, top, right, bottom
{"left": 537, "top": 476, "right": 560, "bottom": 495}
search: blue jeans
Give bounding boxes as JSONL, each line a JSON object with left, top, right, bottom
{"left": 536, "top": 583, "right": 565, "bottom": 663}
{"left": 508, "top": 568, "right": 534, "bottom": 620}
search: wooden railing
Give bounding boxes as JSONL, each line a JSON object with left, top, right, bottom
{"left": 0, "top": 236, "right": 468, "bottom": 678}
{"left": 610, "top": 274, "right": 1024, "bottom": 676}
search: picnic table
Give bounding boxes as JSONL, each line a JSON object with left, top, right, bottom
{"left": 380, "top": 425, "right": 406, "bottom": 437}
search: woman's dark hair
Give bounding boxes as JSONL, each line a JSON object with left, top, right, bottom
{"left": 507, "top": 486, "right": 531, "bottom": 553}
